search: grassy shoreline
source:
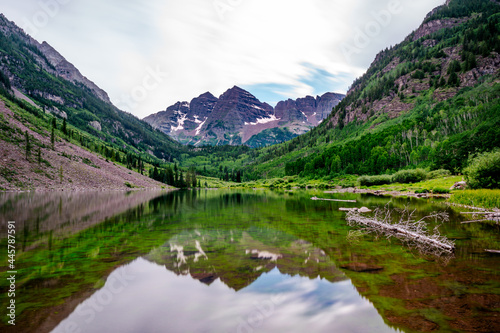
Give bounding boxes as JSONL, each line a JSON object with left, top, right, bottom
{"left": 449, "top": 189, "right": 500, "bottom": 210}
{"left": 198, "top": 175, "right": 499, "bottom": 210}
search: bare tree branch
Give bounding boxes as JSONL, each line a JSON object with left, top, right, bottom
{"left": 346, "top": 205, "right": 455, "bottom": 258}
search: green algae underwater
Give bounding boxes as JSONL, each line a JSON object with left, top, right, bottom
{"left": 0, "top": 189, "right": 499, "bottom": 332}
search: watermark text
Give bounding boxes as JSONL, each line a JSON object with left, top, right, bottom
{"left": 340, "top": 0, "right": 403, "bottom": 63}
{"left": 21, "top": 0, "right": 73, "bottom": 38}
{"left": 6, "top": 221, "right": 17, "bottom": 326}
{"left": 115, "top": 66, "right": 168, "bottom": 112}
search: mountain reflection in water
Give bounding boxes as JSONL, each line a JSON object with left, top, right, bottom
{"left": 53, "top": 227, "right": 394, "bottom": 333}
{"left": 1, "top": 189, "right": 498, "bottom": 333}
{"left": 52, "top": 256, "right": 394, "bottom": 333}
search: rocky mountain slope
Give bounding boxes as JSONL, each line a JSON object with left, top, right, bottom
{"left": 327, "top": 3, "right": 500, "bottom": 130}
{"left": 241, "top": 0, "right": 500, "bottom": 179}
{"left": 144, "top": 87, "right": 344, "bottom": 148}
{"left": 0, "top": 15, "right": 110, "bottom": 104}
{"left": 0, "top": 14, "right": 185, "bottom": 163}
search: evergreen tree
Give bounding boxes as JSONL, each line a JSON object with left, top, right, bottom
{"left": 166, "top": 166, "right": 175, "bottom": 186}
{"left": 179, "top": 171, "right": 185, "bottom": 188}
{"left": 462, "top": 52, "right": 477, "bottom": 71}
{"left": 153, "top": 166, "right": 159, "bottom": 180}
{"left": 191, "top": 168, "right": 197, "bottom": 188}
{"left": 439, "top": 77, "right": 446, "bottom": 87}
{"left": 448, "top": 72, "right": 460, "bottom": 86}
{"left": 62, "top": 118, "right": 67, "bottom": 135}
{"left": 138, "top": 156, "right": 143, "bottom": 174}
{"left": 186, "top": 169, "right": 192, "bottom": 188}
{"left": 51, "top": 127, "right": 55, "bottom": 149}
{"left": 447, "top": 60, "right": 461, "bottom": 74}
{"left": 25, "top": 130, "right": 31, "bottom": 160}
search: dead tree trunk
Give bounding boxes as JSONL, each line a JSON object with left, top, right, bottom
{"left": 312, "top": 197, "right": 356, "bottom": 203}
{"left": 346, "top": 207, "right": 454, "bottom": 256}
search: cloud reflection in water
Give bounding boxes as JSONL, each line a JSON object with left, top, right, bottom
{"left": 52, "top": 257, "right": 397, "bottom": 333}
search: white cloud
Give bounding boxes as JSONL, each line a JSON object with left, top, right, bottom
{"left": 0, "top": 0, "right": 444, "bottom": 118}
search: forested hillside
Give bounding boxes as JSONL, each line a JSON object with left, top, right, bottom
{"left": 0, "top": 13, "right": 224, "bottom": 189}
{"left": 0, "top": 14, "right": 185, "bottom": 163}
{"left": 1, "top": 0, "right": 499, "bottom": 189}
{"left": 239, "top": 0, "right": 500, "bottom": 181}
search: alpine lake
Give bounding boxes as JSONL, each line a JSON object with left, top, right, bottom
{"left": 0, "top": 189, "right": 499, "bottom": 333}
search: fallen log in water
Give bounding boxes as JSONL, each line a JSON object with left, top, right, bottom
{"left": 460, "top": 211, "right": 500, "bottom": 224}
{"left": 340, "top": 207, "right": 372, "bottom": 213}
{"left": 311, "top": 197, "right": 357, "bottom": 203}
{"left": 485, "top": 249, "right": 500, "bottom": 254}
{"left": 462, "top": 219, "right": 495, "bottom": 224}
{"left": 460, "top": 212, "right": 495, "bottom": 214}
{"left": 339, "top": 208, "right": 359, "bottom": 212}
{"left": 346, "top": 208, "right": 455, "bottom": 255}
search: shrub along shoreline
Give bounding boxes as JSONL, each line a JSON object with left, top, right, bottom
{"left": 358, "top": 169, "right": 451, "bottom": 192}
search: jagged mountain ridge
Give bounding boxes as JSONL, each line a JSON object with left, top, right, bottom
{"left": 37, "top": 41, "right": 111, "bottom": 103}
{"left": 144, "top": 86, "right": 344, "bottom": 147}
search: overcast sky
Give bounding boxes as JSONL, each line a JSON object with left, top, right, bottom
{"left": 0, "top": 0, "right": 444, "bottom": 118}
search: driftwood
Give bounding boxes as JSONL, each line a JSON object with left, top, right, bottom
{"left": 461, "top": 211, "right": 500, "bottom": 224}
{"left": 311, "top": 197, "right": 356, "bottom": 203}
{"left": 460, "top": 212, "right": 495, "bottom": 214}
{"left": 462, "top": 219, "right": 495, "bottom": 224}
{"left": 346, "top": 205, "right": 454, "bottom": 256}
{"left": 340, "top": 207, "right": 372, "bottom": 213}
{"left": 485, "top": 249, "right": 500, "bottom": 254}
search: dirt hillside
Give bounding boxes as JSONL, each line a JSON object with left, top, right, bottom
{"left": 0, "top": 100, "right": 171, "bottom": 191}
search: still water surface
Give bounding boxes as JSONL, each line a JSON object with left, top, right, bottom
{"left": 0, "top": 189, "right": 499, "bottom": 333}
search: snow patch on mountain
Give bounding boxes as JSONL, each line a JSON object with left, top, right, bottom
{"left": 171, "top": 112, "right": 188, "bottom": 131}
{"left": 245, "top": 114, "right": 280, "bottom": 126}
{"left": 195, "top": 117, "right": 207, "bottom": 135}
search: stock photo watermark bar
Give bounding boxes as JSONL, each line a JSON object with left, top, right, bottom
{"left": 5, "top": 221, "right": 17, "bottom": 326}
